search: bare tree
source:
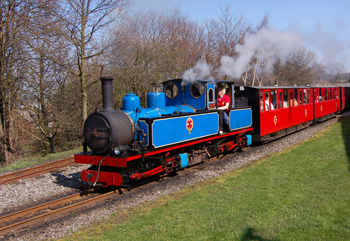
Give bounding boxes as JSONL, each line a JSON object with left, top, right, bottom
{"left": 12, "top": 1, "right": 70, "bottom": 154}
{"left": 276, "top": 48, "right": 317, "bottom": 86}
{"left": 217, "top": 5, "right": 249, "bottom": 57}
{"left": 109, "top": 9, "right": 203, "bottom": 106}
{"left": 50, "top": 0, "right": 128, "bottom": 123}
{"left": 18, "top": 49, "right": 67, "bottom": 153}
{"left": 203, "top": 4, "right": 251, "bottom": 70}
{"left": 0, "top": 0, "right": 41, "bottom": 162}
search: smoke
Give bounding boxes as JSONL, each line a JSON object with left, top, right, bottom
{"left": 219, "top": 27, "right": 303, "bottom": 79}
{"left": 182, "top": 60, "right": 213, "bottom": 85}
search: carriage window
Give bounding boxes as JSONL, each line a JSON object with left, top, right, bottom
{"left": 318, "top": 89, "right": 321, "bottom": 102}
{"left": 271, "top": 90, "right": 277, "bottom": 109}
{"left": 265, "top": 91, "right": 272, "bottom": 111}
{"left": 330, "top": 89, "right": 334, "bottom": 100}
{"left": 317, "top": 89, "right": 322, "bottom": 102}
{"left": 260, "top": 91, "right": 264, "bottom": 112}
{"left": 278, "top": 92, "right": 283, "bottom": 108}
{"left": 325, "top": 89, "right": 328, "bottom": 101}
{"left": 190, "top": 81, "right": 204, "bottom": 98}
{"left": 315, "top": 89, "right": 318, "bottom": 102}
{"left": 283, "top": 90, "right": 289, "bottom": 108}
{"left": 165, "top": 82, "right": 179, "bottom": 99}
{"left": 303, "top": 90, "right": 307, "bottom": 104}
{"left": 293, "top": 90, "right": 298, "bottom": 106}
{"left": 307, "top": 90, "right": 311, "bottom": 104}
{"left": 289, "top": 91, "right": 294, "bottom": 107}
{"left": 299, "top": 91, "right": 303, "bottom": 105}
{"left": 331, "top": 88, "right": 334, "bottom": 99}
{"left": 328, "top": 89, "right": 330, "bottom": 100}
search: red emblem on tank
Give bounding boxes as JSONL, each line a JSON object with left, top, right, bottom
{"left": 305, "top": 109, "right": 307, "bottom": 117}
{"left": 186, "top": 117, "right": 194, "bottom": 134}
{"left": 274, "top": 115, "right": 277, "bottom": 126}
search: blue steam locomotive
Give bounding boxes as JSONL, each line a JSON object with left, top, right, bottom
{"left": 75, "top": 77, "right": 253, "bottom": 189}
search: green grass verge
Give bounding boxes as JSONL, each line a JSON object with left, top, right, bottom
{"left": 62, "top": 119, "right": 350, "bottom": 241}
{"left": 0, "top": 148, "right": 81, "bottom": 173}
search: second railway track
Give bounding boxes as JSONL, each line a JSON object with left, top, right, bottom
{"left": 0, "top": 157, "right": 76, "bottom": 185}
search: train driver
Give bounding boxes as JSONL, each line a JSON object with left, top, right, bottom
{"left": 217, "top": 85, "right": 230, "bottom": 134}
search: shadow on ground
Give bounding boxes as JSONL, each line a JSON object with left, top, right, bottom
{"left": 51, "top": 171, "right": 82, "bottom": 189}
{"left": 241, "top": 227, "right": 279, "bottom": 241}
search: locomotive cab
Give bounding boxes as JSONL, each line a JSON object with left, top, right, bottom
{"left": 163, "top": 79, "right": 236, "bottom": 111}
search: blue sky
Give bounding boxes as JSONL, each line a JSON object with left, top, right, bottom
{"left": 131, "top": 0, "right": 350, "bottom": 72}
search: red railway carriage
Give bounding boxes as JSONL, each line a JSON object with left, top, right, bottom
{"left": 235, "top": 86, "right": 315, "bottom": 142}
{"left": 313, "top": 86, "right": 341, "bottom": 122}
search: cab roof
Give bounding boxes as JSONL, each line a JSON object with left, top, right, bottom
{"left": 162, "top": 79, "right": 234, "bottom": 85}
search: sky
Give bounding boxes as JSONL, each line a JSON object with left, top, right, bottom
{"left": 130, "top": 0, "right": 350, "bottom": 72}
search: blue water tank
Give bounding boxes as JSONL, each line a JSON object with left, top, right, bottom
{"left": 123, "top": 92, "right": 140, "bottom": 111}
{"left": 147, "top": 92, "right": 165, "bottom": 109}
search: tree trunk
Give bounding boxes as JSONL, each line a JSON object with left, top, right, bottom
{"left": 80, "top": 3, "right": 88, "bottom": 123}
{"left": 47, "top": 133, "right": 56, "bottom": 153}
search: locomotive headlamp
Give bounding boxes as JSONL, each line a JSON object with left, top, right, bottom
{"left": 113, "top": 145, "right": 127, "bottom": 156}
{"left": 114, "top": 146, "right": 121, "bottom": 155}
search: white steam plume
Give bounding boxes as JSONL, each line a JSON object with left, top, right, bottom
{"left": 219, "top": 27, "right": 303, "bottom": 79}
{"left": 182, "top": 60, "right": 213, "bottom": 85}
{"left": 182, "top": 26, "right": 349, "bottom": 82}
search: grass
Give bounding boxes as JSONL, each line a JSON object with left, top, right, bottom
{"left": 62, "top": 118, "right": 350, "bottom": 240}
{"left": 0, "top": 148, "right": 81, "bottom": 173}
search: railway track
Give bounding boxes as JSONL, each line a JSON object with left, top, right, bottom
{"left": 0, "top": 189, "right": 119, "bottom": 237}
{"left": 0, "top": 157, "right": 75, "bottom": 185}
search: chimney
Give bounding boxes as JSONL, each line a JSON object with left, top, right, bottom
{"left": 100, "top": 77, "right": 115, "bottom": 112}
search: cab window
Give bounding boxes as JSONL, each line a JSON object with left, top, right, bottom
{"left": 165, "top": 82, "right": 179, "bottom": 99}
{"left": 190, "top": 81, "right": 204, "bottom": 98}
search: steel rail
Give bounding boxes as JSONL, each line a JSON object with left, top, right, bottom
{"left": 0, "top": 190, "right": 117, "bottom": 236}
{"left": 0, "top": 157, "right": 75, "bottom": 185}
